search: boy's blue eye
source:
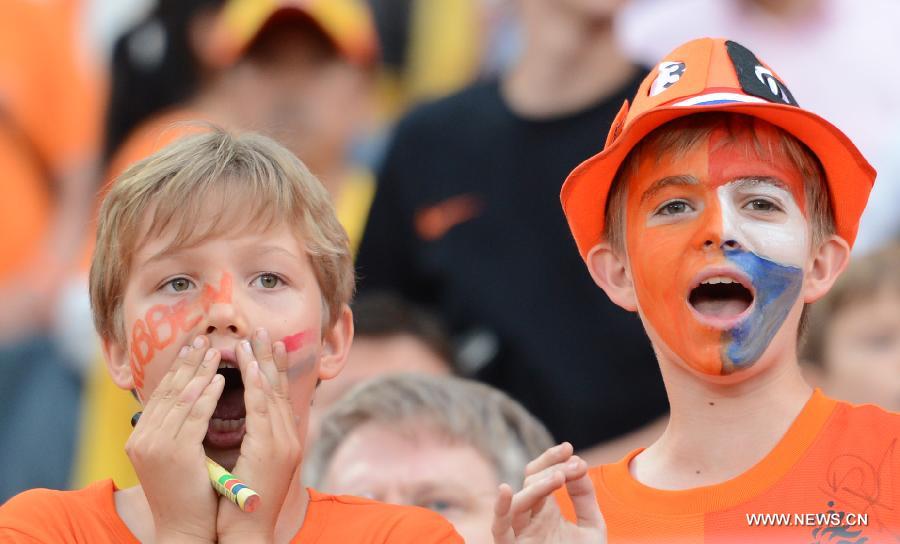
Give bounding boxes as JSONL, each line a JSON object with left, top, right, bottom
{"left": 253, "top": 273, "right": 283, "bottom": 289}
{"left": 656, "top": 200, "right": 692, "bottom": 216}
{"left": 164, "top": 277, "right": 195, "bottom": 292}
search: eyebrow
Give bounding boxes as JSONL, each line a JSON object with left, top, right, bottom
{"left": 142, "top": 243, "right": 301, "bottom": 268}
{"left": 640, "top": 175, "right": 700, "bottom": 205}
{"left": 725, "top": 176, "right": 791, "bottom": 191}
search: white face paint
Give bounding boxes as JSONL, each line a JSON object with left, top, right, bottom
{"left": 717, "top": 178, "right": 810, "bottom": 267}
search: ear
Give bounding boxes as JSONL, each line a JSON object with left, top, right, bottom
{"left": 587, "top": 242, "right": 638, "bottom": 312}
{"left": 101, "top": 335, "right": 136, "bottom": 391}
{"left": 318, "top": 304, "right": 354, "bottom": 381}
{"left": 803, "top": 234, "right": 851, "bottom": 303}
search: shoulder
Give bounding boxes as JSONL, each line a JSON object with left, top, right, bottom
{"left": 307, "top": 490, "right": 462, "bottom": 543}
{"left": 0, "top": 481, "right": 113, "bottom": 540}
{"left": 390, "top": 80, "right": 502, "bottom": 143}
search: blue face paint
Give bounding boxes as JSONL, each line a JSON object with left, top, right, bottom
{"left": 722, "top": 248, "right": 803, "bottom": 372}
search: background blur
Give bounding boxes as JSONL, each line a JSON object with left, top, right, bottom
{"left": 1, "top": 0, "right": 898, "bottom": 504}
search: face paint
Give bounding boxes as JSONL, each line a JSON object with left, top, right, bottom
{"left": 625, "top": 124, "right": 810, "bottom": 375}
{"left": 129, "top": 273, "right": 234, "bottom": 394}
{"left": 282, "top": 330, "right": 311, "bottom": 353}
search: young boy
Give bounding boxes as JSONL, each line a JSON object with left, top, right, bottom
{"left": 0, "top": 129, "right": 461, "bottom": 543}
{"left": 491, "top": 38, "right": 900, "bottom": 543}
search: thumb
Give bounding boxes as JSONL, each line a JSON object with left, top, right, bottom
{"left": 565, "top": 467, "right": 605, "bottom": 531}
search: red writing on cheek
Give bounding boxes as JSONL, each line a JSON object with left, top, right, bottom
{"left": 129, "top": 273, "right": 233, "bottom": 394}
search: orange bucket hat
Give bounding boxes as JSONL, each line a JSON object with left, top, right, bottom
{"left": 560, "top": 37, "right": 876, "bottom": 259}
{"left": 207, "top": 0, "right": 378, "bottom": 68}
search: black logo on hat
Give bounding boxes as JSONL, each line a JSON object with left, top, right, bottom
{"left": 726, "top": 40, "right": 798, "bottom": 106}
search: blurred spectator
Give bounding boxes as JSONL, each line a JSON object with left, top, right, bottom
{"left": 75, "top": 0, "right": 379, "bottom": 490}
{"left": 102, "top": 0, "right": 225, "bottom": 164}
{"left": 305, "top": 373, "right": 554, "bottom": 544}
{"left": 615, "top": 0, "right": 900, "bottom": 253}
{"left": 0, "top": 0, "right": 104, "bottom": 501}
{"left": 802, "top": 244, "right": 900, "bottom": 413}
{"left": 308, "top": 292, "right": 455, "bottom": 441}
{"left": 355, "top": 0, "right": 667, "bottom": 453}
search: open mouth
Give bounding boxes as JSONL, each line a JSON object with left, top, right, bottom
{"left": 688, "top": 273, "right": 755, "bottom": 328}
{"left": 206, "top": 359, "right": 246, "bottom": 449}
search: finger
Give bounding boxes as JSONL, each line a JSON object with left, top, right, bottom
{"left": 525, "top": 442, "right": 574, "bottom": 477}
{"left": 523, "top": 456, "right": 583, "bottom": 489}
{"left": 163, "top": 336, "right": 208, "bottom": 400}
{"left": 251, "top": 328, "right": 279, "bottom": 389}
{"left": 241, "top": 355, "right": 270, "bottom": 437}
{"left": 564, "top": 458, "right": 605, "bottom": 530}
{"left": 162, "top": 348, "right": 220, "bottom": 437}
{"left": 491, "top": 484, "right": 516, "bottom": 544}
{"left": 142, "top": 338, "right": 206, "bottom": 429}
{"left": 177, "top": 373, "right": 226, "bottom": 443}
{"left": 509, "top": 469, "right": 565, "bottom": 521}
{"left": 271, "top": 340, "right": 290, "bottom": 398}
{"left": 268, "top": 341, "right": 295, "bottom": 434}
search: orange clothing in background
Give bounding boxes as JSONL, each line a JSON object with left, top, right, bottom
{"left": 0, "top": 121, "right": 50, "bottom": 282}
{"left": 556, "top": 390, "right": 900, "bottom": 543}
{"left": 0, "top": 0, "right": 102, "bottom": 171}
{"left": 0, "top": 480, "right": 462, "bottom": 543}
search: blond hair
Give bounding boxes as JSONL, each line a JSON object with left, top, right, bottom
{"left": 305, "top": 374, "right": 555, "bottom": 490}
{"left": 603, "top": 113, "right": 835, "bottom": 255}
{"left": 90, "top": 127, "right": 354, "bottom": 345}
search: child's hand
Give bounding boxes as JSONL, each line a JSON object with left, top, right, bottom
{"left": 126, "top": 335, "right": 224, "bottom": 544}
{"left": 217, "top": 328, "right": 303, "bottom": 543}
{"left": 492, "top": 443, "right": 606, "bottom": 544}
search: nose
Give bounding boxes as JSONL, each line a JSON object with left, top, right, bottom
{"left": 200, "top": 276, "right": 248, "bottom": 338}
{"left": 204, "top": 301, "right": 248, "bottom": 337}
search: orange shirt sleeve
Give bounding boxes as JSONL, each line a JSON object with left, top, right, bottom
{"left": 300, "top": 490, "right": 464, "bottom": 543}
{"left": 0, "top": 481, "right": 138, "bottom": 543}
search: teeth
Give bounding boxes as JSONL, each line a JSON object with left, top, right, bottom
{"left": 209, "top": 417, "right": 245, "bottom": 432}
{"left": 701, "top": 276, "right": 737, "bottom": 285}
{"left": 218, "top": 361, "right": 236, "bottom": 369}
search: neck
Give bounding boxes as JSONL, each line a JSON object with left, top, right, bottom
{"left": 632, "top": 348, "right": 812, "bottom": 489}
{"left": 501, "top": 7, "right": 637, "bottom": 118}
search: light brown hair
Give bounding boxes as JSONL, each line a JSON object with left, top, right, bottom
{"left": 90, "top": 127, "right": 354, "bottom": 345}
{"left": 305, "top": 374, "right": 554, "bottom": 490}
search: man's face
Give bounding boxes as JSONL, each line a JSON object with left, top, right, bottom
{"left": 822, "top": 288, "right": 900, "bottom": 412}
{"left": 624, "top": 124, "right": 811, "bottom": 376}
{"left": 110, "top": 204, "right": 334, "bottom": 469}
{"left": 322, "top": 423, "right": 499, "bottom": 544}
{"left": 234, "top": 24, "right": 371, "bottom": 175}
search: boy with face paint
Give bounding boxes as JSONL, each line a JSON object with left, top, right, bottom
{"left": 492, "top": 38, "right": 900, "bottom": 543}
{"left": 0, "top": 130, "right": 461, "bottom": 543}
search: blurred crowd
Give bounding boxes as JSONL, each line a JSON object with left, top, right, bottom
{"left": 0, "top": 0, "right": 898, "bottom": 541}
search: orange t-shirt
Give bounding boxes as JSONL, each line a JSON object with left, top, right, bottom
{"left": 0, "top": 480, "right": 462, "bottom": 543}
{"left": 556, "top": 390, "right": 900, "bottom": 543}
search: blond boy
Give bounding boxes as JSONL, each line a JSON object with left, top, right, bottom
{"left": 0, "top": 129, "right": 461, "bottom": 543}
{"left": 492, "top": 38, "right": 900, "bottom": 543}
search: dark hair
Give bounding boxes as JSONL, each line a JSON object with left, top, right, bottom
{"left": 103, "top": 0, "right": 224, "bottom": 163}
{"left": 351, "top": 291, "right": 455, "bottom": 370}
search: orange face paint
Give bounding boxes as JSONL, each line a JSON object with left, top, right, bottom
{"left": 129, "top": 272, "right": 233, "bottom": 393}
{"left": 624, "top": 123, "right": 810, "bottom": 375}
